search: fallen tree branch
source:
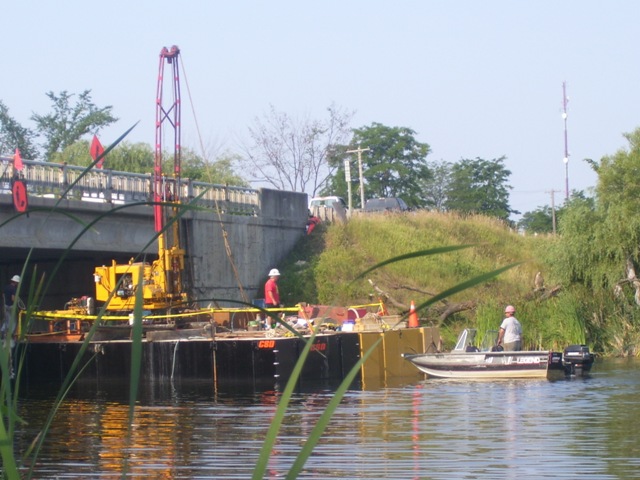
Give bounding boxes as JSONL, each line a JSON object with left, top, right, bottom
{"left": 389, "top": 283, "right": 447, "bottom": 305}
{"left": 524, "top": 284, "right": 563, "bottom": 301}
{"left": 539, "top": 285, "right": 562, "bottom": 300}
{"left": 370, "top": 278, "right": 476, "bottom": 322}
{"left": 368, "top": 278, "right": 408, "bottom": 310}
{"left": 435, "top": 300, "right": 477, "bottom": 325}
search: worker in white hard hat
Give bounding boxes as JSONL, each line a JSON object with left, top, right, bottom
{"left": 496, "top": 305, "right": 522, "bottom": 351}
{"left": 2, "top": 275, "right": 21, "bottom": 340}
{"left": 264, "top": 269, "right": 281, "bottom": 308}
{"left": 263, "top": 269, "right": 282, "bottom": 330}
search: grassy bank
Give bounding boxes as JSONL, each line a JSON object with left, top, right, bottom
{"left": 280, "top": 210, "right": 594, "bottom": 352}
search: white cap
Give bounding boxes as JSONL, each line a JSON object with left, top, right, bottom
{"left": 268, "top": 268, "right": 280, "bottom": 277}
{"left": 10, "top": 275, "right": 20, "bottom": 283}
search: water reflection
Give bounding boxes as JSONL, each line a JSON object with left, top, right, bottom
{"left": 11, "top": 359, "right": 640, "bottom": 479}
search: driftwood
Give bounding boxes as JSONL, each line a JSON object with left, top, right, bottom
{"left": 370, "top": 279, "right": 476, "bottom": 323}
{"left": 373, "top": 270, "right": 567, "bottom": 326}
{"left": 524, "top": 284, "right": 563, "bottom": 301}
{"left": 434, "top": 300, "right": 477, "bottom": 324}
{"left": 367, "top": 279, "right": 405, "bottom": 309}
{"left": 390, "top": 282, "right": 477, "bottom": 322}
{"left": 539, "top": 285, "right": 562, "bottom": 300}
{"left": 391, "top": 284, "right": 445, "bottom": 303}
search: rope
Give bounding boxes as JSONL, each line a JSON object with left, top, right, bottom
{"left": 179, "top": 55, "right": 249, "bottom": 304}
{"left": 171, "top": 340, "right": 180, "bottom": 381}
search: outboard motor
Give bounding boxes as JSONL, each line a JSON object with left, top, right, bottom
{"left": 563, "top": 345, "right": 595, "bottom": 376}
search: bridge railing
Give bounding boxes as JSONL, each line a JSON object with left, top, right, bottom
{"left": 0, "top": 157, "right": 260, "bottom": 215}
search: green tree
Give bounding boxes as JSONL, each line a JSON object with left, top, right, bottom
{"left": 181, "top": 150, "right": 247, "bottom": 185}
{"left": 57, "top": 140, "right": 154, "bottom": 172}
{"left": 445, "top": 156, "right": 515, "bottom": 220}
{"left": 32, "top": 90, "right": 117, "bottom": 161}
{"left": 551, "top": 194, "right": 598, "bottom": 285}
{"left": 545, "top": 129, "right": 640, "bottom": 354}
{"left": 518, "top": 206, "right": 555, "bottom": 234}
{"left": 325, "top": 123, "right": 431, "bottom": 208}
{"left": 553, "top": 128, "right": 640, "bottom": 288}
{"left": 57, "top": 141, "right": 247, "bottom": 186}
{"left": 0, "top": 100, "right": 38, "bottom": 159}
{"left": 553, "top": 129, "right": 640, "bottom": 289}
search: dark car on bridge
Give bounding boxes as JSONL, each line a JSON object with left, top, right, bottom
{"left": 363, "top": 197, "right": 409, "bottom": 213}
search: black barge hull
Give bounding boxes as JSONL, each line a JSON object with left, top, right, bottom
{"left": 20, "top": 328, "right": 437, "bottom": 388}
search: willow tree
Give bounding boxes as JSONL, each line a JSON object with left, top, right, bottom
{"left": 57, "top": 141, "right": 247, "bottom": 185}
{"left": 553, "top": 130, "right": 640, "bottom": 286}
{"left": 547, "top": 129, "right": 640, "bottom": 354}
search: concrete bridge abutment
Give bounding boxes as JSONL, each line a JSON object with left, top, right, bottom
{"left": 0, "top": 188, "right": 308, "bottom": 309}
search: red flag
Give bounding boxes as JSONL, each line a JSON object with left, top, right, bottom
{"left": 90, "top": 135, "right": 105, "bottom": 169}
{"left": 13, "top": 148, "right": 23, "bottom": 171}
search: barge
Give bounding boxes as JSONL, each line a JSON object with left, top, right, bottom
{"left": 19, "top": 306, "right": 440, "bottom": 388}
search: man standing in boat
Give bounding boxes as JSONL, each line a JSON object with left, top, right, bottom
{"left": 496, "top": 305, "right": 522, "bottom": 351}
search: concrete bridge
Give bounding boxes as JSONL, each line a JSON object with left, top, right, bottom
{"left": 0, "top": 158, "right": 308, "bottom": 308}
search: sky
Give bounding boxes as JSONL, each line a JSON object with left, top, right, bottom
{"left": 3, "top": 1, "right": 639, "bottom": 218}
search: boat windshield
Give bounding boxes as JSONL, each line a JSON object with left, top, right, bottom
{"left": 480, "top": 330, "right": 499, "bottom": 351}
{"left": 453, "top": 329, "right": 477, "bottom": 351}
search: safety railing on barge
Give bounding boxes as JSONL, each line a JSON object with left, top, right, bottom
{"left": 20, "top": 300, "right": 390, "bottom": 340}
{"left": 0, "top": 157, "right": 260, "bottom": 216}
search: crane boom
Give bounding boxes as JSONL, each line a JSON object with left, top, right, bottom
{"left": 154, "top": 45, "right": 182, "bottom": 232}
{"left": 93, "top": 45, "right": 187, "bottom": 312}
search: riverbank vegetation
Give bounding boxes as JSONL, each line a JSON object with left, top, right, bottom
{"left": 280, "top": 127, "right": 640, "bottom": 357}
{"left": 281, "top": 207, "right": 640, "bottom": 357}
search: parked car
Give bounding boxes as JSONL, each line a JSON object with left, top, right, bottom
{"left": 308, "top": 196, "right": 347, "bottom": 210}
{"left": 309, "top": 196, "right": 348, "bottom": 222}
{"left": 363, "top": 197, "right": 409, "bottom": 213}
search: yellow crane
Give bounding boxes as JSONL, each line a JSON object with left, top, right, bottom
{"left": 93, "top": 45, "right": 187, "bottom": 314}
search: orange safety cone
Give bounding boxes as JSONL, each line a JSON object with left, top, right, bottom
{"left": 408, "top": 301, "right": 419, "bottom": 328}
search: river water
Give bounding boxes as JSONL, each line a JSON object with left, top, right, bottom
{"left": 10, "top": 358, "right": 640, "bottom": 479}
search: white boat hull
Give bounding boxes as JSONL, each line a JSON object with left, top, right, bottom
{"left": 402, "top": 350, "right": 560, "bottom": 379}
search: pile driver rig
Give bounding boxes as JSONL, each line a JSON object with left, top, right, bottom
{"left": 93, "top": 45, "right": 188, "bottom": 314}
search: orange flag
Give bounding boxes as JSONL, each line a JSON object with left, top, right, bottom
{"left": 90, "top": 135, "right": 105, "bottom": 169}
{"left": 13, "top": 148, "right": 23, "bottom": 171}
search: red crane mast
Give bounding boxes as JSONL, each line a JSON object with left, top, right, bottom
{"left": 91, "top": 45, "right": 187, "bottom": 312}
{"left": 154, "top": 45, "right": 182, "bottom": 233}
{"left": 153, "top": 45, "right": 185, "bottom": 299}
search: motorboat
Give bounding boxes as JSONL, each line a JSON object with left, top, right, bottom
{"left": 401, "top": 328, "right": 594, "bottom": 380}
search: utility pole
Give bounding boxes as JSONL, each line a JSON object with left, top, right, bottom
{"left": 344, "top": 158, "right": 353, "bottom": 215}
{"left": 562, "top": 81, "right": 570, "bottom": 201}
{"left": 345, "top": 145, "right": 370, "bottom": 208}
{"left": 546, "top": 189, "right": 561, "bottom": 235}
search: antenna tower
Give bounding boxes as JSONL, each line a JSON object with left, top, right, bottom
{"left": 562, "top": 81, "right": 569, "bottom": 200}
